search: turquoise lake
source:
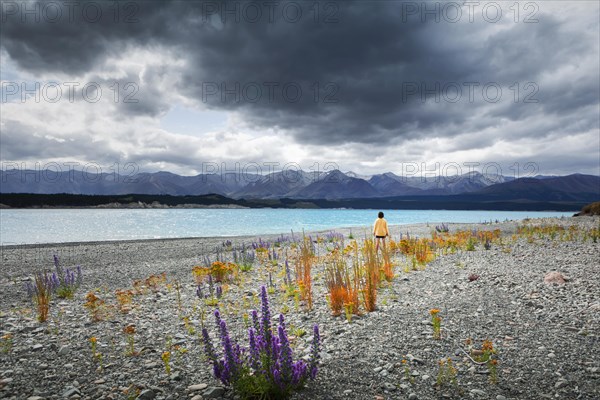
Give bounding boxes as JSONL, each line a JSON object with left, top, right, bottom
{"left": 0, "top": 209, "right": 575, "bottom": 245}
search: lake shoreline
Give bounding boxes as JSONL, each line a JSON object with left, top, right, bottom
{"left": 0, "top": 209, "right": 577, "bottom": 246}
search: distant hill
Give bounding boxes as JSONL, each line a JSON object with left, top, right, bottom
{"left": 290, "top": 170, "right": 380, "bottom": 199}
{"left": 472, "top": 174, "right": 600, "bottom": 202}
{"left": 1, "top": 169, "right": 598, "bottom": 206}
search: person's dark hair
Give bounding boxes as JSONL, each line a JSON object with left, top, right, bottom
{"left": 378, "top": 211, "right": 384, "bottom": 218}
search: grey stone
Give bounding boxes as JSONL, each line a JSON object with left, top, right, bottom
{"left": 203, "top": 387, "right": 225, "bottom": 399}
{"left": 188, "top": 384, "right": 208, "bottom": 392}
{"left": 408, "top": 393, "right": 418, "bottom": 400}
{"left": 137, "top": 389, "right": 155, "bottom": 400}
{"left": 555, "top": 380, "right": 568, "bottom": 389}
{"left": 61, "top": 387, "right": 80, "bottom": 398}
{"left": 382, "top": 383, "right": 396, "bottom": 391}
{"left": 32, "top": 344, "right": 43, "bottom": 351}
{"left": 496, "top": 396, "right": 507, "bottom": 400}
{"left": 170, "top": 371, "right": 182, "bottom": 381}
{"left": 58, "top": 346, "right": 69, "bottom": 356}
{"left": 470, "top": 389, "right": 486, "bottom": 396}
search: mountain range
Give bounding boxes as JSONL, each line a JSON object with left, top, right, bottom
{"left": 1, "top": 169, "right": 599, "bottom": 204}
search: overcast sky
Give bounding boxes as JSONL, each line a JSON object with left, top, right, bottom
{"left": 1, "top": 0, "right": 599, "bottom": 179}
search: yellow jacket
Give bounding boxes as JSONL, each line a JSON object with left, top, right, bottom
{"left": 373, "top": 218, "right": 389, "bottom": 237}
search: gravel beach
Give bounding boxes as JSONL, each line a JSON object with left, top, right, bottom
{"left": 1, "top": 216, "right": 599, "bottom": 400}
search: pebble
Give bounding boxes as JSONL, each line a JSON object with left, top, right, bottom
{"left": 343, "top": 389, "right": 352, "bottom": 395}
{"left": 382, "top": 382, "right": 396, "bottom": 391}
{"left": 61, "top": 386, "right": 80, "bottom": 398}
{"left": 408, "top": 393, "right": 418, "bottom": 400}
{"left": 555, "top": 379, "right": 568, "bottom": 389}
{"left": 203, "top": 387, "right": 225, "bottom": 399}
{"left": 421, "top": 375, "right": 430, "bottom": 381}
{"left": 137, "top": 389, "right": 155, "bottom": 400}
{"left": 188, "top": 384, "right": 208, "bottom": 392}
{"left": 547, "top": 353, "right": 556, "bottom": 358}
{"left": 470, "top": 389, "right": 486, "bottom": 396}
{"left": 191, "top": 396, "right": 202, "bottom": 400}
{"left": 496, "top": 396, "right": 507, "bottom": 400}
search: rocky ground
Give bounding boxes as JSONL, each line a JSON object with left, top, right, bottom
{"left": 0, "top": 216, "right": 599, "bottom": 400}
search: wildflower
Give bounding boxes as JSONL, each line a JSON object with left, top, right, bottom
{"left": 260, "top": 286, "right": 273, "bottom": 354}
{"left": 123, "top": 325, "right": 136, "bottom": 335}
{"left": 200, "top": 286, "right": 320, "bottom": 399}
{"left": 277, "top": 318, "right": 293, "bottom": 383}
{"left": 162, "top": 351, "right": 172, "bottom": 375}
{"left": 482, "top": 340, "right": 495, "bottom": 352}
{"left": 251, "top": 309, "right": 260, "bottom": 333}
{"left": 309, "top": 324, "right": 320, "bottom": 379}
{"left": 248, "top": 327, "right": 261, "bottom": 371}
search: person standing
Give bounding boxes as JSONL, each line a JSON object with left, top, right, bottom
{"left": 373, "top": 211, "right": 389, "bottom": 252}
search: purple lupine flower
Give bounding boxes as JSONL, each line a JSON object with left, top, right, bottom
{"left": 277, "top": 323, "right": 293, "bottom": 383}
{"left": 219, "top": 319, "right": 238, "bottom": 384}
{"left": 214, "top": 309, "right": 222, "bottom": 328}
{"left": 292, "top": 360, "right": 308, "bottom": 385}
{"left": 309, "top": 324, "right": 320, "bottom": 379}
{"left": 248, "top": 327, "right": 262, "bottom": 371}
{"left": 51, "top": 272, "right": 60, "bottom": 288}
{"left": 271, "top": 334, "right": 281, "bottom": 366}
{"left": 216, "top": 285, "right": 223, "bottom": 299}
{"left": 201, "top": 327, "right": 222, "bottom": 379}
{"left": 196, "top": 285, "right": 203, "bottom": 299}
{"left": 271, "top": 365, "right": 282, "bottom": 388}
{"left": 278, "top": 314, "right": 286, "bottom": 330}
{"left": 53, "top": 254, "right": 59, "bottom": 268}
{"left": 260, "top": 286, "right": 272, "bottom": 353}
{"left": 250, "top": 309, "right": 260, "bottom": 333}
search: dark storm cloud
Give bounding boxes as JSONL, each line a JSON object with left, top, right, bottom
{"left": 1, "top": 0, "right": 598, "bottom": 147}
